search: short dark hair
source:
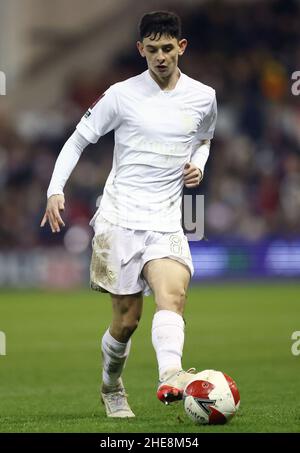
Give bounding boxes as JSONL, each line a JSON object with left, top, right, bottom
{"left": 139, "top": 11, "right": 182, "bottom": 41}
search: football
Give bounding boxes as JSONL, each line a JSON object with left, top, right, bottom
{"left": 183, "top": 369, "right": 240, "bottom": 425}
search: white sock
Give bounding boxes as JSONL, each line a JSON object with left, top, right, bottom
{"left": 152, "top": 310, "right": 185, "bottom": 382}
{"left": 101, "top": 329, "right": 131, "bottom": 388}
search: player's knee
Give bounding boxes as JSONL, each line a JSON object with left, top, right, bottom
{"left": 120, "top": 316, "right": 140, "bottom": 338}
{"left": 111, "top": 293, "right": 142, "bottom": 340}
{"left": 156, "top": 288, "right": 186, "bottom": 315}
{"left": 121, "top": 305, "right": 141, "bottom": 334}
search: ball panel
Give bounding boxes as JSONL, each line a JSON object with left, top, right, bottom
{"left": 184, "top": 395, "right": 209, "bottom": 424}
{"left": 184, "top": 379, "right": 215, "bottom": 399}
{"left": 223, "top": 372, "right": 240, "bottom": 406}
{"left": 208, "top": 406, "right": 227, "bottom": 424}
{"left": 208, "top": 371, "right": 236, "bottom": 411}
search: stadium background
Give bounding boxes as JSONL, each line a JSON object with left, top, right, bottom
{"left": 0, "top": 0, "right": 300, "bottom": 433}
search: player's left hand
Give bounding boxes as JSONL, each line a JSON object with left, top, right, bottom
{"left": 183, "top": 163, "right": 203, "bottom": 188}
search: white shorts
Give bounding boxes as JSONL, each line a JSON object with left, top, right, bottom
{"left": 90, "top": 213, "right": 194, "bottom": 296}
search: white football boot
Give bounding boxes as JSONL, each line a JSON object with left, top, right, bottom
{"left": 157, "top": 368, "right": 196, "bottom": 404}
{"left": 101, "top": 379, "right": 135, "bottom": 418}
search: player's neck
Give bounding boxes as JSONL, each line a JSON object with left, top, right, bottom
{"left": 149, "top": 67, "right": 180, "bottom": 91}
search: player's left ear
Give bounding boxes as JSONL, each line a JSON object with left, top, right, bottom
{"left": 178, "top": 39, "right": 188, "bottom": 56}
{"left": 137, "top": 41, "right": 145, "bottom": 57}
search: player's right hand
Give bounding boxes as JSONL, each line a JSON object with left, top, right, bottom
{"left": 40, "top": 194, "right": 65, "bottom": 233}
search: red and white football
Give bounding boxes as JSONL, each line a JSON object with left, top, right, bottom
{"left": 183, "top": 369, "right": 240, "bottom": 425}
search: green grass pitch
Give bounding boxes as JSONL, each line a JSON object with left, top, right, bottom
{"left": 0, "top": 283, "right": 300, "bottom": 433}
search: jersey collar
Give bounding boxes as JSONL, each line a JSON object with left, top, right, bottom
{"left": 145, "top": 68, "right": 185, "bottom": 94}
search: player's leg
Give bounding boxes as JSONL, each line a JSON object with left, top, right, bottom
{"left": 101, "top": 292, "right": 143, "bottom": 418}
{"left": 102, "top": 292, "right": 143, "bottom": 389}
{"left": 142, "top": 258, "right": 195, "bottom": 404}
{"left": 90, "top": 215, "right": 146, "bottom": 416}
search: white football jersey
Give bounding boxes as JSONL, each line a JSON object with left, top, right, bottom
{"left": 76, "top": 69, "right": 217, "bottom": 232}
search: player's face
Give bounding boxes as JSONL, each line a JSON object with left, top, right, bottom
{"left": 137, "top": 34, "right": 187, "bottom": 80}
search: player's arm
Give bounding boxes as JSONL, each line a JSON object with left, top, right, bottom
{"left": 40, "top": 130, "right": 90, "bottom": 233}
{"left": 41, "top": 85, "right": 121, "bottom": 232}
{"left": 184, "top": 91, "right": 217, "bottom": 188}
{"left": 183, "top": 139, "right": 211, "bottom": 188}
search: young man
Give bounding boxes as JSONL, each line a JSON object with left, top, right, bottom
{"left": 41, "top": 11, "right": 217, "bottom": 418}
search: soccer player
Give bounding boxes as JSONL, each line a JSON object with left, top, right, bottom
{"left": 41, "top": 11, "right": 217, "bottom": 418}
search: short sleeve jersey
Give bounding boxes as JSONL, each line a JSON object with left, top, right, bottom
{"left": 76, "top": 69, "right": 217, "bottom": 232}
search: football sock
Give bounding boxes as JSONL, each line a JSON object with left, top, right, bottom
{"left": 101, "top": 329, "right": 131, "bottom": 389}
{"left": 152, "top": 309, "right": 185, "bottom": 382}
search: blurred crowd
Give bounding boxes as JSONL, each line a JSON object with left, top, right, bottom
{"left": 0, "top": 0, "right": 300, "bottom": 250}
